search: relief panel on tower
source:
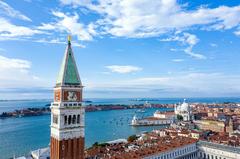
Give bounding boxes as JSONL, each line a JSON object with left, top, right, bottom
{"left": 54, "top": 90, "right": 61, "bottom": 102}
{"left": 63, "top": 91, "right": 81, "bottom": 102}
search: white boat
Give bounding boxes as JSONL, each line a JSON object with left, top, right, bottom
{"left": 136, "top": 109, "right": 145, "bottom": 113}
{"left": 130, "top": 115, "right": 173, "bottom": 126}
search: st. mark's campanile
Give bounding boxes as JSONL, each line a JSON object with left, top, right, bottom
{"left": 50, "top": 36, "right": 85, "bottom": 159}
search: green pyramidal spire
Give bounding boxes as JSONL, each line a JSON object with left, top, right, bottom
{"left": 56, "top": 36, "right": 82, "bottom": 86}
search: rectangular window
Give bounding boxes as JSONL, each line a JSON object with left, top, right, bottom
{"left": 53, "top": 114, "right": 58, "bottom": 124}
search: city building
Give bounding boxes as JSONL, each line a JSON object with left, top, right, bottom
{"left": 84, "top": 125, "right": 240, "bottom": 159}
{"left": 174, "top": 99, "right": 192, "bottom": 121}
{"left": 50, "top": 36, "right": 85, "bottom": 159}
{"left": 194, "top": 118, "right": 234, "bottom": 133}
{"left": 31, "top": 148, "right": 50, "bottom": 159}
{"left": 226, "top": 118, "right": 234, "bottom": 133}
{"left": 194, "top": 119, "right": 225, "bottom": 132}
{"left": 85, "top": 136, "right": 198, "bottom": 159}
{"left": 153, "top": 110, "right": 175, "bottom": 120}
{"left": 20, "top": 125, "right": 240, "bottom": 159}
{"left": 197, "top": 141, "right": 240, "bottom": 159}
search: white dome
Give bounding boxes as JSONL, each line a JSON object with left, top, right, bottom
{"left": 176, "top": 100, "right": 189, "bottom": 112}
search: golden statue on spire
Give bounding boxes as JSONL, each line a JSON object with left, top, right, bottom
{"left": 67, "top": 35, "right": 72, "bottom": 42}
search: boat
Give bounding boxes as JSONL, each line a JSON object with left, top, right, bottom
{"left": 136, "top": 109, "right": 146, "bottom": 113}
{"left": 130, "top": 114, "right": 174, "bottom": 126}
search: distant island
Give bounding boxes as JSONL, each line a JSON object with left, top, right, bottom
{"left": 0, "top": 106, "right": 50, "bottom": 118}
{"left": 1, "top": 101, "right": 238, "bottom": 119}
{"left": 130, "top": 98, "right": 162, "bottom": 101}
{"left": 0, "top": 103, "right": 175, "bottom": 119}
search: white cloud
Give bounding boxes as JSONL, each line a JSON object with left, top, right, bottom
{"left": 183, "top": 33, "right": 199, "bottom": 46}
{"left": 0, "top": 54, "right": 51, "bottom": 99}
{"left": 0, "top": 0, "right": 240, "bottom": 44}
{"left": 34, "top": 38, "right": 85, "bottom": 48}
{"left": 184, "top": 46, "right": 206, "bottom": 60}
{"left": 37, "top": 23, "right": 56, "bottom": 30}
{"left": 2, "top": 0, "right": 239, "bottom": 44}
{"left": 0, "top": 18, "right": 42, "bottom": 39}
{"left": 0, "top": 55, "right": 43, "bottom": 88}
{"left": 161, "top": 32, "right": 206, "bottom": 59}
{"left": 182, "top": 33, "right": 206, "bottom": 59}
{"left": 84, "top": 72, "right": 240, "bottom": 97}
{"left": 0, "top": 1, "right": 31, "bottom": 21}
{"left": 161, "top": 32, "right": 199, "bottom": 45}
{"left": 0, "top": 55, "right": 31, "bottom": 71}
{"left": 60, "top": 0, "right": 240, "bottom": 38}
{"left": 134, "top": 73, "right": 240, "bottom": 94}
{"left": 170, "top": 48, "right": 178, "bottom": 52}
{"left": 234, "top": 30, "right": 240, "bottom": 36}
{"left": 0, "top": 17, "right": 85, "bottom": 46}
{"left": 38, "top": 11, "right": 96, "bottom": 41}
{"left": 59, "top": 0, "right": 92, "bottom": 7}
{"left": 172, "top": 59, "right": 184, "bottom": 62}
{"left": 105, "top": 65, "right": 142, "bottom": 74}
{"left": 210, "top": 43, "right": 218, "bottom": 47}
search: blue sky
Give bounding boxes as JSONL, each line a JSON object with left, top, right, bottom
{"left": 0, "top": 0, "right": 240, "bottom": 99}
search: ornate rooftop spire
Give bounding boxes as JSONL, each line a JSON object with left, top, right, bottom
{"left": 56, "top": 36, "right": 82, "bottom": 86}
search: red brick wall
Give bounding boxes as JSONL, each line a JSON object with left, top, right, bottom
{"left": 50, "top": 137, "right": 84, "bottom": 159}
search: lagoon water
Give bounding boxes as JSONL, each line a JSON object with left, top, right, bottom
{"left": 0, "top": 98, "right": 240, "bottom": 159}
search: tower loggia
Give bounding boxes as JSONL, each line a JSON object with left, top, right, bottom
{"left": 50, "top": 36, "right": 85, "bottom": 159}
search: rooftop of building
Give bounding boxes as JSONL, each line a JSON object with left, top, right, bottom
{"left": 198, "top": 140, "right": 240, "bottom": 154}
{"left": 200, "top": 132, "right": 240, "bottom": 147}
{"left": 85, "top": 135, "right": 197, "bottom": 159}
{"left": 154, "top": 111, "right": 175, "bottom": 115}
{"left": 143, "top": 117, "right": 172, "bottom": 121}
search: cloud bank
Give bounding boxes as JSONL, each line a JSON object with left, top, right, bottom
{"left": 106, "top": 65, "right": 142, "bottom": 74}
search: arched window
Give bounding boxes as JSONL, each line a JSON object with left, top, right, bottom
{"left": 72, "top": 115, "right": 76, "bottom": 124}
{"left": 64, "top": 116, "right": 67, "bottom": 125}
{"left": 68, "top": 115, "right": 72, "bottom": 125}
{"left": 77, "top": 115, "right": 80, "bottom": 124}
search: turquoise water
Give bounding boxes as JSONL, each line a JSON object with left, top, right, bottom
{"left": 0, "top": 107, "right": 168, "bottom": 159}
{"left": 0, "top": 98, "right": 240, "bottom": 159}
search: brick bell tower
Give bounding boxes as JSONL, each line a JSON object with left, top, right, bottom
{"left": 50, "top": 36, "right": 85, "bottom": 159}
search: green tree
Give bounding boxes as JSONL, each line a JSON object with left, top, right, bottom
{"left": 177, "top": 114, "right": 183, "bottom": 121}
{"left": 92, "top": 142, "right": 109, "bottom": 148}
{"left": 127, "top": 135, "right": 138, "bottom": 142}
{"left": 92, "top": 142, "right": 99, "bottom": 147}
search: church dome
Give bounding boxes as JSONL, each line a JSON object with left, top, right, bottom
{"left": 177, "top": 99, "right": 189, "bottom": 112}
